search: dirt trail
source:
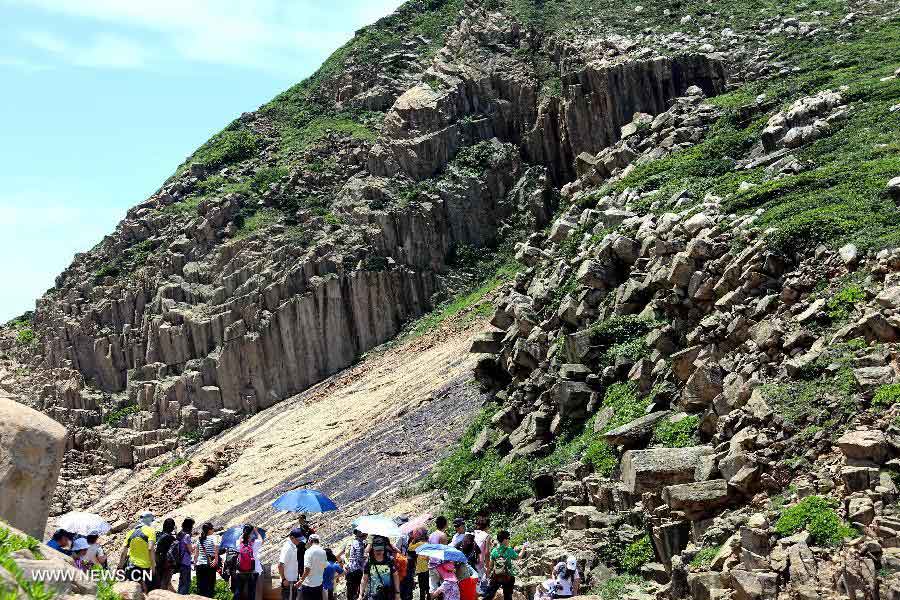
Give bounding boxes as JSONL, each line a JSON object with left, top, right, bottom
{"left": 87, "top": 315, "right": 488, "bottom": 561}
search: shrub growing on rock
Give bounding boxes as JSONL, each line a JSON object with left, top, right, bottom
{"left": 652, "top": 415, "right": 700, "bottom": 448}
{"left": 872, "top": 384, "right": 900, "bottom": 408}
{"left": 774, "top": 495, "right": 855, "bottom": 546}
{"left": 622, "top": 535, "right": 655, "bottom": 573}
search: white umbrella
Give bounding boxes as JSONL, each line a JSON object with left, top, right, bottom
{"left": 353, "top": 515, "right": 403, "bottom": 538}
{"left": 57, "top": 512, "right": 111, "bottom": 536}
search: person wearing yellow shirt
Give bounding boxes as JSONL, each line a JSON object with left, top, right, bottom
{"left": 120, "top": 510, "right": 157, "bottom": 592}
{"left": 407, "top": 528, "right": 430, "bottom": 600}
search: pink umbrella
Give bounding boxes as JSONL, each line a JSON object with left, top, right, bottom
{"left": 400, "top": 513, "right": 432, "bottom": 535}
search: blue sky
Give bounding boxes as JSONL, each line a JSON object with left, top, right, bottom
{"left": 0, "top": 0, "right": 404, "bottom": 322}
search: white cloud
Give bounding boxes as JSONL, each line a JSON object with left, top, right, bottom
{"left": 6, "top": 0, "right": 406, "bottom": 72}
{"left": 21, "top": 30, "right": 149, "bottom": 68}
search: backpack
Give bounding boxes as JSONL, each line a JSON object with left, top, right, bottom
{"left": 490, "top": 548, "right": 512, "bottom": 581}
{"left": 165, "top": 533, "right": 186, "bottom": 568}
{"left": 237, "top": 541, "right": 255, "bottom": 573}
{"left": 156, "top": 532, "right": 175, "bottom": 567}
{"left": 394, "top": 554, "right": 408, "bottom": 581}
{"left": 222, "top": 548, "right": 240, "bottom": 582}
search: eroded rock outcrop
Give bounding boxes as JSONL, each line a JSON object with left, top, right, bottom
{"left": 0, "top": 397, "right": 65, "bottom": 537}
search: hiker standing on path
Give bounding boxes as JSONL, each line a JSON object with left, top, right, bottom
{"left": 549, "top": 557, "right": 580, "bottom": 599}
{"left": 450, "top": 519, "right": 466, "bottom": 547}
{"left": 472, "top": 517, "right": 492, "bottom": 595}
{"left": 193, "top": 522, "right": 219, "bottom": 597}
{"left": 342, "top": 529, "right": 368, "bottom": 600}
{"left": 177, "top": 518, "right": 196, "bottom": 595}
{"left": 358, "top": 537, "right": 400, "bottom": 600}
{"left": 299, "top": 534, "right": 327, "bottom": 600}
{"left": 407, "top": 528, "right": 429, "bottom": 600}
{"left": 121, "top": 510, "right": 157, "bottom": 592}
{"left": 232, "top": 525, "right": 263, "bottom": 600}
{"left": 427, "top": 517, "right": 449, "bottom": 592}
{"left": 153, "top": 518, "right": 177, "bottom": 591}
{"left": 279, "top": 529, "right": 304, "bottom": 600}
{"left": 323, "top": 548, "right": 345, "bottom": 600}
{"left": 454, "top": 534, "right": 480, "bottom": 572}
{"left": 483, "top": 531, "right": 520, "bottom": 600}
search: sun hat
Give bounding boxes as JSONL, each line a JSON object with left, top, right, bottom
{"left": 71, "top": 538, "right": 89, "bottom": 552}
{"left": 566, "top": 556, "right": 577, "bottom": 570}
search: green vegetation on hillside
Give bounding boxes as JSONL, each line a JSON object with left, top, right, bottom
{"left": 596, "top": 16, "right": 900, "bottom": 256}
{"left": 774, "top": 495, "right": 855, "bottom": 546}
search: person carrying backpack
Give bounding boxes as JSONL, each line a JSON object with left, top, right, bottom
{"left": 153, "top": 518, "right": 178, "bottom": 591}
{"left": 483, "top": 531, "right": 520, "bottom": 600}
{"left": 232, "top": 525, "right": 262, "bottom": 600}
{"left": 193, "top": 522, "right": 220, "bottom": 598}
{"left": 120, "top": 511, "right": 157, "bottom": 593}
{"left": 175, "top": 518, "right": 196, "bottom": 595}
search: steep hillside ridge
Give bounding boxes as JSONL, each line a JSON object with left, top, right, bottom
{"left": 430, "top": 3, "right": 900, "bottom": 598}
{"left": 1, "top": 0, "right": 728, "bottom": 473}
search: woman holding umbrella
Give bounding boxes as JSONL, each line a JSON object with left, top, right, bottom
{"left": 358, "top": 537, "right": 401, "bottom": 600}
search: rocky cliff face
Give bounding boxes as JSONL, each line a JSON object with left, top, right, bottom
{"left": 0, "top": 0, "right": 727, "bottom": 471}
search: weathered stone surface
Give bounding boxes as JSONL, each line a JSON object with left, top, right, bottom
{"left": 662, "top": 479, "right": 731, "bottom": 520}
{"left": 730, "top": 569, "right": 778, "bottom": 600}
{"left": 620, "top": 446, "right": 714, "bottom": 494}
{"left": 837, "top": 429, "right": 890, "bottom": 465}
{"left": 603, "top": 411, "right": 669, "bottom": 448}
{"left": 0, "top": 398, "right": 66, "bottom": 537}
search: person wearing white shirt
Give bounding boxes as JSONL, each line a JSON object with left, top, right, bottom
{"left": 280, "top": 529, "right": 304, "bottom": 600}
{"left": 84, "top": 532, "right": 106, "bottom": 568}
{"left": 299, "top": 534, "right": 327, "bottom": 600}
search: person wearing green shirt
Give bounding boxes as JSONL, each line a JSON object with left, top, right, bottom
{"left": 484, "top": 531, "right": 520, "bottom": 600}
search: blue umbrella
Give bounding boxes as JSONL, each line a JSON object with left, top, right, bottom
{"left": 219, "top": 526, "right": 267, "bottom": 550}
{"left": 414, "top": 544, "right": 467, "bottom": 563}
{"left": 272, "top": 489, "right": 338, "bottom": 513}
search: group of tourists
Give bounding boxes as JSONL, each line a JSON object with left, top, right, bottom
{"left": 45, "top": 512, "right": 581, "bottom": 600}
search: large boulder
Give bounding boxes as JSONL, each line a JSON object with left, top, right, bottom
{"left": 620, "top": 446, "right": 714, "bottom": 494}
{"left": 837, "top": 429, "right": 891, "bottom": 465}
{"left": 662, "top": 479, "right": 732, "bottom": 520}
{"left": 0, "top": 397, "right": 67, "bottom": 537}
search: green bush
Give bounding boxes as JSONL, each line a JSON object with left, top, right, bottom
{"left": 827, "top": 285, "right": 865, "bottom": 321}
{"left": 510, "top": 510, "right": 557, "bottom": 547}
{"left": 193, "top": 128, "right": 259, "bottom": 169}
{"left": 234, "top": 208, "right": 279, "bottom": 239}
{"left": 16, "top": 328, "right": 36, "bottom": 345}
{"left": 652, "top": 415, "right": 700, "bottom": 448}
{"left": 622, "top": 535, "right": 655, "bottom": 573}
{"left": 190, "top": 576, "right": 232, "bottom": 600}
{"left": 774, "top": 495, "right": 855, "bottom": 546}
{"left": 452, "top": 141, "right": 502, "bottom": 176}
{"left": 596, "top": 575, "right": 646, "bottom": 600}
{"left": 873, "top": 384, "right": 900, "bottom": 408}
{"left": 104, "top": 404, "right": 139, "bottom": 426}
{"left": 0, "top": 527, "right": 42, "bottom": 558}
{"left": 690, "top": 545, "right": 721, "bottom": 568}
{"left": 0, "top": 526, "right": 53, "bottom": 600}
